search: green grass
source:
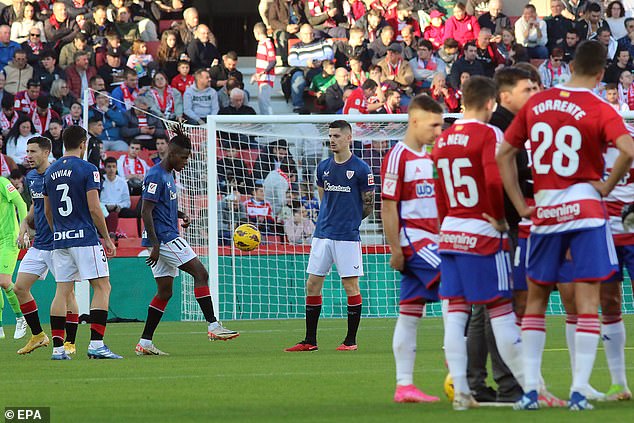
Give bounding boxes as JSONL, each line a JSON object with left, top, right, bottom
{"left": 0, "top": 316, "right": 633, "bottom": 422}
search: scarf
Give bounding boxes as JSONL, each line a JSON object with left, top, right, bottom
{"left": 31, "top": 109, "right": 51, "bottom": 134}
{"left": 48, "top": 15, "right": 61, "bottom": 30}
{"left": 0, "top": 154, "right": 10, "bottom": 176}
{"left": 151, "top": 87, "right": 174, "bottom": 115}
{"left": 0, "top": 111, "right": 18, "bottom": 131}
{"left": 389, "top": 60, "right": 401, "bottom": 77}
{"left": 619, "top": 83, "right": 634, "bottom": 109}
{"left": 547, "top": 61, "right": 564, "bottom": 86}
{"left": 62, "top": 114, "right": 82, "bottom": 127}
{"left": 121, "top": 84, "right": 138, "bottom": 110}
{"left": 121, "top": 155, "right": 144, "bottom": 176}
{"left": 350, "top": 70, "right": 367, "bottom": 87}
{"left": 27, "top": 39, "right": 43, "bottom": 55}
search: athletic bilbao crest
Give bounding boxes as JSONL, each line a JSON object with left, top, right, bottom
{"left": 346, "top": 170, "right": 355, "bottom": 179}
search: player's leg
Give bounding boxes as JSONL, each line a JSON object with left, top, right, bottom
{"left": 86, "top": 275, "right": 123, "bottom": 359}
{"left": 0, "top": 287, "right": 4, "bottom": 339}
{"left": 304, "top": 273, "right": 325, "bottom": 346}
{"left": 335, "top": 240, "right": 364, "bottom": 350}
{"left": 136, "top": 276, "right": 173, "bottom": 355}
{"left": 64, "top": 285, "right": 79, "bottom": 354}
{"left": 14, "top": 271, "right": 49, "bottom": 354}
{"left": 50, "top": 281, "right": 73, "bottom": 360}
{"left": 466, "top": 305, "right": 496, "bottom": 402}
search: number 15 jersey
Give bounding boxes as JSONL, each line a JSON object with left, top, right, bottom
{"left": 44, "top": 156, "right": 101, "bottom": 249}
{"left": 505, "top": 86, "right": 630, "bottom": 234}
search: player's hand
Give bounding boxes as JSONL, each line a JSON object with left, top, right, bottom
{"left": 16, "top": 232, "right": 30, "bottom": 249}
{"left": 181, "top": 214, "right": 191, "bottom": 229}
{"left": 482, "top": 213, "right": 509, "bottom": 233}
{"left": 146, "top": 245, "right": 160, "bottom": 267}
{"left": 104, "top": 238, "right": 116, "bottom": 257}
{"left": 389, "top": 250, "right": 405, "bottom": 272}
{"left": 589, "top": 180, "right": 611, "bottom": 197}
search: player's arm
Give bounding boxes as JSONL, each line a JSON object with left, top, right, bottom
{"left": 592, "top": 133, "right": 634, "bottom": 197}
{"left": 141, "top": 199, "right": 161, "bottom": 266}
{"left": 362, "top": 190, "right": 374, "bottom": 219}
{"left": 482, "top": 135, "right": 509, "bottom": 232}
{"left": 317, "top": 187, "right": 324, "bottom": 202}
{"left": 177, "top": 210, "right": 190, "bottom": 229}
{"left": 496, "top": 140, "right": 532, "bottom": 218}
{"left": 87, "top": 190, "right": 116, "bottom": 256}
{"left": 43, "top": 196, "right": 53, "bottom": 232}
{"left": 17, "top": 204, "right": 35, "bottom": 249}
{"left": 381, "top": 198, "right": 404, "bottom": 271}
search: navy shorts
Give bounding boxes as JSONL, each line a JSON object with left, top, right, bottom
{"left": 400, "top": 245, "right": 440, "bottom": 304}
{"left": 608, "top": 244, "right": 634, "bottom": 283}
{"left": 527, "top": 225, "right": 619, "bottom": 285}
{"left": 512, "top": 237, "right": 528, "bottom": 291}
{"left": 439, "top": 250, "right": 512, "bottom": 304}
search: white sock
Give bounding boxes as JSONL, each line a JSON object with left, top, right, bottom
{"left": 490, "top": 311, "right": 525, "bottom": 388}
{"left": 393, "top": 313, "right": 421, "bottom": 386}
{"left": 565, "top": 314, "right": 577, "bottom": 371}
{"left": 208, "top": 321, "right": 220, "bottom": 331}
{"left": 571, "top": 315, "right": 601, "bottom": 393}
{"left": 602, "top": 317, "right": 628, "bottom": 386}
{"left": 521, "top": 315, "right": 546, "bottom": 392}
{"left": 444, "top": 311, "right": 470, "bottom": 394}
{"left": 139, "top": 338, "right": 152, "bottom": 347}
{"left": 89, "top": 340, "right": 104, "bottom": 349}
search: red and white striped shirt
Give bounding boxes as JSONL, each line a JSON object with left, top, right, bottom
{"left": 307, "top": 1, "right": 336, "bottom": 27}
{"left": 381, "top": 142, "right": 438, "bottom": 258}
{"left": 243, "top": 198, "right": 274, "bottom": 222}
{"left": 604, "top": 139, "right": 634, "bottom": 246}
{"left": 255, "top": 38, "right": 276, "bottom": 87}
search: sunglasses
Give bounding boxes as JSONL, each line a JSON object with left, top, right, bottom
{"left": 30, "top": 33, "right": 40, "bottom": 37}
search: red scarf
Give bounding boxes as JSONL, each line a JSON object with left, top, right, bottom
{"left": 48, "top": 15, "right": 61, "bottom": 30}
{"left": 620, "top": 84, "right": 634, "bottom": 110}
{"left": 27, "top": 39, "right": 43, "bottom": 55}
{"left": 0, "top": 154, "right": 10, "bottom": 176}
{"left": 389, "top": 60, "right": 401, "bottom": 77}
{"left": 121, "top": 156, "right": 145, "bottom": 176}
{"left": 151, "top": 87, "right": 174, "bottom": 115}
{"left": 121, "top": 84, "right": 138, "bottom": 110}
{"left": 350, "top": 71, "right": 367, "bottom": 87}
{"left": 62, "top": 114, "right": 82, "bottom": 127}
{"left": 30, "top": 109, "right": 51, "bottom": 134}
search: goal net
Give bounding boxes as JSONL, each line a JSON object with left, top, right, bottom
{"left": 159, "top": 113, "right": 634, "bottom": 322}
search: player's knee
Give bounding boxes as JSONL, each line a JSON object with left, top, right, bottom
{"left": 13, "top": 282, "right": 27, "bottom": 298}
{"left": 157, "top": 288, "right": 173, "bottom": 302}
{"left": 600, "top": 288, "right": 621, "bottom": 315}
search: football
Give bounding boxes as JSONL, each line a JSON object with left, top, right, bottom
{"left": 233, "top": 224, "right": 262, "bottom": 251}
{"left": 443, "top": 373, "right": 454, "bottom": 402}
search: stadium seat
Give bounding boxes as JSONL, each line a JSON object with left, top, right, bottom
{"left": 145, "top": 41, "right": 160, "bottom": 59}
{"left": 117, "top": 238, "right": 142, "bottom": 249}
{"left": 117, "top": 218, "right": 140, "bottom": 238}
{"left": 159, "top": 19, "right": 181, "bottom": 33}
{"left": 106, "top": 151, "right": 127, "bottom": 160}
{"left": 138, "top": 149, "right": 156, "bottom": 164}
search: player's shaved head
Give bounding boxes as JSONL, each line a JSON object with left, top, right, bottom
{"left": 27, "top": 136, "right": 52, "bottom": 153}
{"left": 461, "top": 76, "right": 497, "bottom": 111}
{"left": 408, "top": 94, "right": 443, "bottom": 116}
{"left": 62, "top": 125, "right": 87, "bottom": 150}
{"left": 329, "top": 119, "right": 352, "bottom": 134}
{"left": 572, "top": 40, "right": 607, "bottom": 77}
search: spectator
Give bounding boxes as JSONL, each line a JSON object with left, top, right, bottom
{"left": 4, "top": 114, "right": 35, "bottom": 166}
{"left": 48, "top": 78, "right": 75, "bottom": 116}
{"left": 575, "top": 2, "right": 609, "bottom": 40}
{"left": 343, "top": 78, "right": 382, "bottom": 114}
{"left": 111, "top": 68, "right": 147, "bottom": 112}
{"left": 83, "top": 5, "right": 114, "bottom": 50}
{"left": 448, "top": 40, "right": 485, "bottom": 89}
{"left": 277, "top": 189, "right": 299, "bottom": 225}
{"left": 170, "top": 60, "right": 194, "bottom": 96}
{"left": 65, "top": 51, "right": 97, "bottom": 99}
{"left": 61, "top": 100, "right": 82, "bottom": 127}
{"left": 183, "top": 68, "right": 218, "bottom": 125}
{"left": 0, "top": 140, "right": 17, "bottom": 177}
{"left": 436, "top": 37, "right": 459, "bottom": 75}
{"left": 561, "top": 0, "right": 591, "bottom": 21}
{"left": 373, "top": 88, "right": 401, "bottom": 113}
{"left": 348, "top": 0, "right": 367, "bottom": 22}
{"left": 496, "top": 27, "right": 515, "bottom": 61}
{"left": 0, "top": 0, "right": 25, "bottom": 27}
{"left": 619, "top": 69, "right": 634, "bottom": 109}
{"left": 156, "top": 29, "right": 184, "bottom": 81}
{"left": 545, "top": 0, "right": 574, "bottom": 52}
{"left": 219, "top": 88, "right": 256, "bottom": 116}
{"left": 9, "top": 167, "right": 30, "bottom": 208}
{"left": 29, "top": 94, "right": 59, "bottom": 133}
{"left": 371, "top": 0, "right": 399, "bottom": 22}
{"left": 101, "top": 156, "right": 132, "bottom": 234}
{"left": 94, "top": 31, "right": 122, "bottom": 69}
{"left": 252, "top": 21, "right": 276, "bottom": 116}
{"left": 606, "top": 2, "right": 629, "bottom": 40}
{"left": 20, "top": 25, "right": 46, "bottom": 66}
{"left": 88, "top": 91, "right": 128, "bottom": 151}
{"left": 369, "top": 24, "right": 394, "bottom": 65}
{"left": 33, "top": 49, "right": 63, "bottom": 92}
{"left": 538, "top": 47, "right": 571, "bottom": 89}
{"left": 387, "top": 1, "right": 421, "bottom": 41}
{"left": 126, "top": 39, "right": 155, "bottom": 86}
{"left": 252, "top": 139, "right": 296, "bottom": 182}
{"left": 349, "top": 56, "right": 368, "bottom": 86}
{"left": 210, "top": 51, "right": 244, "bottom": 91}
{"left": 58, "top": 32, "right": 91, "bottom": 69}
{"left": 334, "top": 26, "right": 371, "bottom": 70}
{"left": 0, "top": 94, "right": 18, "bottom": 137}
{"left": 14, "top": 77, "right": 38, "bottom": 114}
{"left": 149, "top": 136, "right": 168, "bottom": 165}
{"left": 324, "top": 67, "right": 355, "bottom": 113}
{"left": 309, "top": 59, "right": 336, "bottom": 98}
{"left": 263, "top": 158, "right": 297, "bottom": 216}
{"left": 0, "top": 24, "right": 20, "bottom": 70}
{"left": 127, "top": 0, "right": 159, "bottom": 42}
{"left": 243, "top": 182, "right": 277, "bottom": 235}
{"left": 429, "top": 71, "right": 460, "bottom": 112}
{"left": 142, "top": 71, "right": 183, "bottom": 121}
{"left": 605, "top": 47, "right": 632, "bottom": 83}
{"left": 367, "top": 64, "right": 386, "bottom": 105}
{"left": 423, "top": 9, "right": 446, "bottom": 50}
{"left": 218, "top": 193, "right": 247, "bottom": 245}
{"left": 44, "top": 2, "right": 78, "bottom": 49}
{"left": 597, "top": 26, "right": 619, "bottom": 62}
{"left": 188, "top": 24, "right": 220, "bottom": 72}
{"left": 42, "top": 117, "right": 63, "bottom": 159}
{"left": 285, "top": 207, "right": 315, "bottom": 244}
{"left": 173, "top": 7, "right": 208, "bottom": 46}
{"left": 0, "top": 72, "right": 6, "bottom": 105}
{"left": 267, "top": 0, "right": 307, "bottom": 66}
{"left": 304, "top": 0, "right": 349, "bottom": 39}
{"left": 11, "top": 2, "right": 46, "bottom": 44}
{"left": 98, "top": 47, "right": 126, "bottom": 92}
{"left": 475, "top": 27, "right": 505, "bottom": 77}
{"left": 444, "top": 2, "right": 480, "bottom": 47}
{"left": 60, "top": 0, "right": 90, "bottom": 21}
{"left": 606, "top": 81, "right": 630, "bottom": 111}
{"left": 515, "top": 4, "right": 549, "bottom": 59}
{"left": 558, "top": 27, "right": 580, "bottom": 63}
{"left": 399, "top": 24, "right": 418, "bottom": 61}
{"left": 288, "top": 24, "right": 335, "bottom": 112}
{"left": 121, "top": 96, "right": 166, "bottom": 149}
{"left": 410, "top": 39, "right": 444, "bottom": 91}
{"left": 356, "top": 8, "right": 388, "bottom": 44}
{"left": 378, "top": 43, "right": 414, "bottom": 98}
{"left": 113, "top": 6, "right": 139, "bottom": 52}
{"left": 218, "top": 143, "right": 251, "bottom": 195}
{"left": 477, "top": 0, "right": 510, "bottom": 36}
{"left": 117, "top": 140, "right": 149, "bottom": 195}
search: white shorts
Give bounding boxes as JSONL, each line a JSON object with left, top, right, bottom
{"left": 52, "top": 245, "right": 109, "bottom": 282}
{"left": 149, "top": 237, "right": 197, "bottom": 278}
{"left": 306, "top": 238, "right": 363, "bottom": 278}
{"left": 18, "top": 248, "right": 55, "bottom": 280}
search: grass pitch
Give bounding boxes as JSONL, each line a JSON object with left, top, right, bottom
{"left": 0, "top": 316, "right": 633, "bottom": 422}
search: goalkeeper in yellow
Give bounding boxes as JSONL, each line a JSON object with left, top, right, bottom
{"left": 0, "top": 175, "right": 28, "bottom": 339}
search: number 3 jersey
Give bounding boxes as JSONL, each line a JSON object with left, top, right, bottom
{"left": 505, "top": 86, "right": 630, "bottom": 234}
{"left": 44, "top": 156, "right": 101, "bottom": 248}
{"left": 432, "top": 119, "right": 506, "bottom": 255}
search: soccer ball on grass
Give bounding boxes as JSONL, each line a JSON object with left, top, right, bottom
{"left": 233, "top": 224, "right": 261, "bottom": 251}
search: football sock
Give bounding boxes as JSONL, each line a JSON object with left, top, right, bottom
{"left": 65, "top": 312, "right": 79, "bottom": 344}
{"left": 194, "top": 286, "right": 217, "bottom": 324}
{"left": 565, "top": 314, "right": 577, "bottom": 371}
{"left": 50, "top": 315, "right": 66, "bottom": 348}
{"left": 521, "top": 314, "right": 546, "bottom": 392}
{"left": 90, "top": 309, "right": 108, "bottom": 343}
{"left": 393, "top": 304, "right": 423, "bottom": 386}
{"left": 344, "top": 294, "right": 362, "bottom": 346}
{"left": 305, "top": 295, "right": 322, "bottom": 345}
{"left": 141, "top": 296, "right": 169, "bottom": 341}
{"left": 489, "top": 301, "right": 525, "bottom": 387}
{"left": 3, "top": 283, "right": 23, "bottom": 317}
{"left": 20, "top": 300, "right": 42, "bottom": 336}
{"left": 572, "top": 314, "right": 601, "bottom": 393}
{"left": 444, "top": 301, "right": 470, "bottom": 394}
{"left": 601, "top": 314, "right": 627, "bottom": 386}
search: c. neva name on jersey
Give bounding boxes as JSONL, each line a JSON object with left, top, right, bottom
{"left": 437, "top": 133, "right": 469, "bottom": 148}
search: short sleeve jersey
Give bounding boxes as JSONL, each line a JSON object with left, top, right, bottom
{"left": 0, "top": 176, "right": 21, "bottom": 242}
{"left": 26, "top": 169, "right": 53, "bottom": 250}
{"left": 432, "top": 119, "right": 506, "bottom": 255}
{"left": 380, "top": 142, "right": 439, "bottom": 257}
{"left": 505, "top": 86, "right": 630, "bottom": 234}
{"left": 314, "top": 155, "right": 374, "bottom": 241}
{"left": 343, "top": 87, "right": 367, "bottom": 114}
{"left": 43, "top": 156, "right": 101, "bottom": 248}
{"left": 141, "top": 164, "right": 179, "bottom": 246}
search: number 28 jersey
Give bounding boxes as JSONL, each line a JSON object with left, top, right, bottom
{"left": 505, "top": 86, "right": 630, "bottom": 234}
{"left": 44, "top": 156, "right": 101, "bottom": 248}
